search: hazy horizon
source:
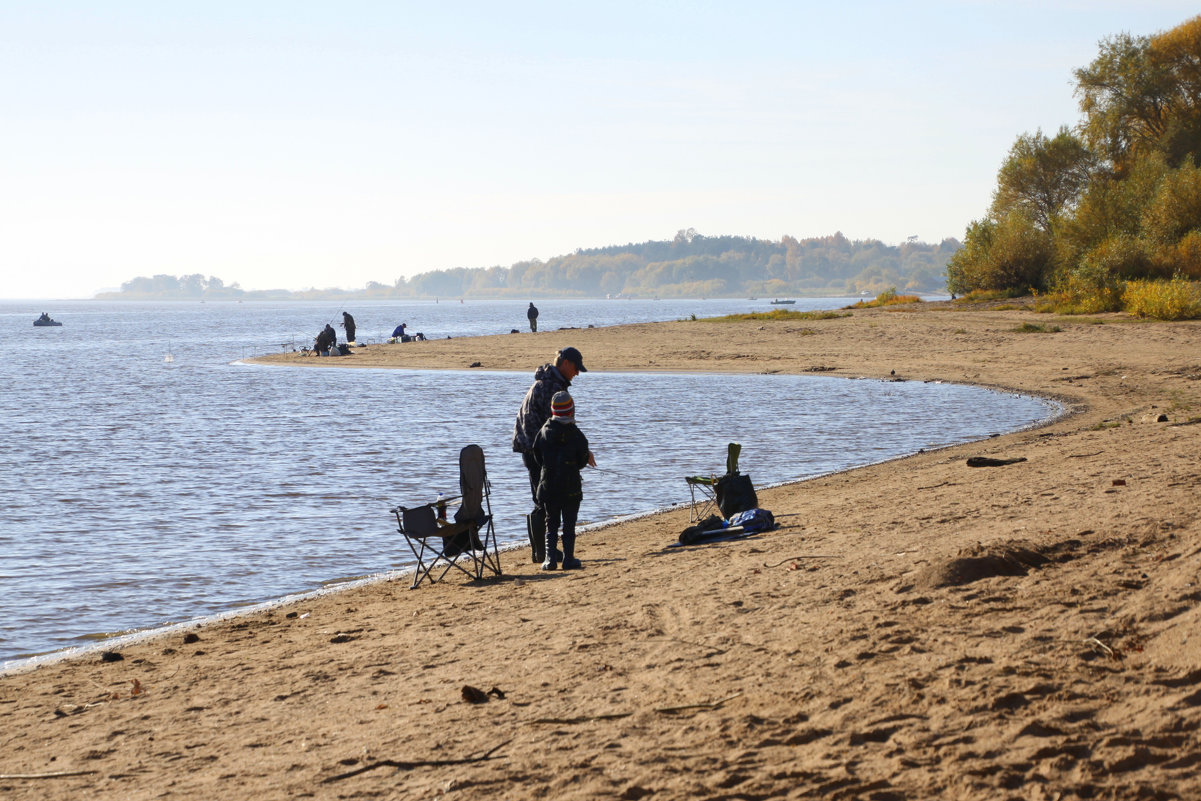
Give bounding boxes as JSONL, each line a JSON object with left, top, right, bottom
{"left": 4, "top": 2, "right": 1198, "bottom": 300}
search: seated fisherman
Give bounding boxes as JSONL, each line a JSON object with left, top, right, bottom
{"left": 314, "top": 323, "right": 337, "bottom": 355}
{"left": 390, "top": 323, "right": 426, "bottom": 343}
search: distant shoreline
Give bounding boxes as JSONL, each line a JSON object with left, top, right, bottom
{"left": 86, "top": 292, "right": 890, "bottom": 302}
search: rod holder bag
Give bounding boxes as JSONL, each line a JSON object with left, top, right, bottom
{"left": 526, "top": 508, "right": 547, "bottom": 563}
{"left": 715, "top": 473, "right": 758, "bottom": 519}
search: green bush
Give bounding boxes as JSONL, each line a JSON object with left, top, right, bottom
{"left": 947, "top": 213, "right": 1054, "bottom": 294}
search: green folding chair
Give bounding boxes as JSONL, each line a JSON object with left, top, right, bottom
{"left": 684, "top": 443, "right": 742, "bottom": 522}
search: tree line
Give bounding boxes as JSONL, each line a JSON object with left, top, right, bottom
{"left": 97, "top": 230, "right": 956, "bottom": 301}
{"left": 947, "top": 14, "right": 1201, "bottom": 310}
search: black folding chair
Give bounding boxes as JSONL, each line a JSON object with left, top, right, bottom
{"left": 455, "top": 444, "right": 501, "bottom": 580}
{"left": 391, "top": 444, "right": 501, "bottom": 589}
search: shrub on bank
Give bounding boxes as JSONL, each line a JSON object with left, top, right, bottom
{"left": 1122, "top": 277, "right": 1201, "bottom": 320}
{"left": 848, "top": 287, "right": 923, "bottom": 308}
{"left": 707, "top": 309, "right": 852, "bottom": 322}
{"left": 953, "top": 288, "right": 1028, "bottom": 303}
{"left": 1035, "top": 264, "right": 1125, "bottom": 314}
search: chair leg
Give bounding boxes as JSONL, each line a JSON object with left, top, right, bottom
{"left": 471, "top": 522, "right": 502, "bottom": 579}
{"left": 408, "top": 539, "right": 434, "bottom": 589}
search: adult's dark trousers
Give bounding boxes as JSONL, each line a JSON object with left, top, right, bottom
{"left": 544, "top": 498, "right": 580, "bottom": 561}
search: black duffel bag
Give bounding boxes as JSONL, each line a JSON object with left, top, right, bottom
{"left": 715, "top": 473, "right": 758, "bottom": 519}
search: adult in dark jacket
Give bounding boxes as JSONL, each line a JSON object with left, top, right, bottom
{"left": 527, "top": 302, "right": 539, "bottom": 332}
{"left": 512, "top": 347, "right": 587, "bottom": 503}
{"left": 342, "top": 311, "right": 356, "bottom": 344}
{"left": 513, "top": 347, "right": 587, "bottom": 563}
{"left": 531, "top": 391, "right": 595, "bottom": 570}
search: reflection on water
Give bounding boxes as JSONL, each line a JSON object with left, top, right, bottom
{"left": 0, "top": 299, "right": 1054, "bottom": 666}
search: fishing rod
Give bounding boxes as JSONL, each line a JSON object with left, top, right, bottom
{"left": 587, "top": 464, "right": 663, "bottom": 482}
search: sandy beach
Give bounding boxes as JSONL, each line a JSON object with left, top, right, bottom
{"left": 3, "top": 299, "right": 1200, "bottom": 800}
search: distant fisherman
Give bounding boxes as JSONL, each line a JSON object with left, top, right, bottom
{"left": 527, "top": 302, "right": 539, "bottom": 332}
{"left": 314, "top": 323, "right": 337, "bottom": 355}
{"left": 342, "top": 311, "right": 356, "bottom": 344}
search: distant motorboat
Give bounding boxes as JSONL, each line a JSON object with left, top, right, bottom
{"left": 33, "top": 314, "right": 62, "bottom": 327}
{"left": 769, "top": 299, "right": 796, "bottom": 305}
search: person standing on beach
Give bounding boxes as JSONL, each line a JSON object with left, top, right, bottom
{"left": 513, "top": 347, "right": 586, "bottom": 500}
{"left": 527, "top": 302, "right": 539, "bottom": 332}
{"left": 513, "top": 347, "right": 587, "bottom": 561}
{"left": 531, "top": 391, "right": 594, "bottom": 570}
{"left": 342, "top": 311, "right": 356, "bottom": 344}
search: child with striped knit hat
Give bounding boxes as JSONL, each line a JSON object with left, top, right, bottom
{"left": 530, "top": 390, "right": 596, "bottom": 570}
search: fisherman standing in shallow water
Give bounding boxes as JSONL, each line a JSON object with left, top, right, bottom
{"left": 527, "top": 302, "right": 539, "bottom": 332}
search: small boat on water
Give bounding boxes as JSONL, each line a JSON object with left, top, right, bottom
{"left": 33, "top": 313, "right": 62, "bottom": 327}
{"left": 770, "top": 299, "right": 796, "bottom": 305}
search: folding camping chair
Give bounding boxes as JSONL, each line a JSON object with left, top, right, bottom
{"left": 685, "top": 443, "right": 741, "bottom": 522}
{"left": 455, "top": 444, "right": 501, "bottom": 580}
{"left": 684, "top": 443, "right": 749, "bottom": 522}
{"left": 391, "top": 444, "right": 502, "bottom": 589}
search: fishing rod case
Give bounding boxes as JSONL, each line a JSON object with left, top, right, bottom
{"left": 715, "top": 472, "right": 758, "bottom": 519}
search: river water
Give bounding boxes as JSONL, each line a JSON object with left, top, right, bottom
{"left": 0, "top": 297, "right": 1057, "bottom": 668}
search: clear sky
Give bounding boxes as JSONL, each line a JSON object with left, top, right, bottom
{"left": 2, "top": 1, "right": 1198, "bottom": 299}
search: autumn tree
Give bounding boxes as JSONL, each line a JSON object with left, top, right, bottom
{"left": 1075, "top": 16, "right": 1201, "bottom": 173}
{"left": 990, "top": 127, "right": 1097, "bottom": 231}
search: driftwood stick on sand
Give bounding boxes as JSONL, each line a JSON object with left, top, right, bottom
{"left": 966, "top": 456, "right": 1028, "bottom": 467}
{"left": 0, "top": 770, "right": 99, "bottom": 780}
{"left": 531, "top": 712, "right": 635, "bottom": 725}
{"left": 324, "top": 738, "right": 514, "bottom": 782}
{"left": 531, "top": 692, "right": 745, "bottom": 725}
{"left": 763, "top": 555, "right": 840, "bottom": 568}
{"left": 654, "top": 692, "right": 744, "bottom": 713}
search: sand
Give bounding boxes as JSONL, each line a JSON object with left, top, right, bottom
{"left": 3, "top": 299, "right": 1201, "bottom": 800}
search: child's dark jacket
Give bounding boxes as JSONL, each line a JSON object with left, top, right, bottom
{"left": 531, "top": 418, "right": 589, "bottom": 505}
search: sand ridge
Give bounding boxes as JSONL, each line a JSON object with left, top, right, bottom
{"left": 3, "top": 300, "right": 1200, "bottom": 800}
